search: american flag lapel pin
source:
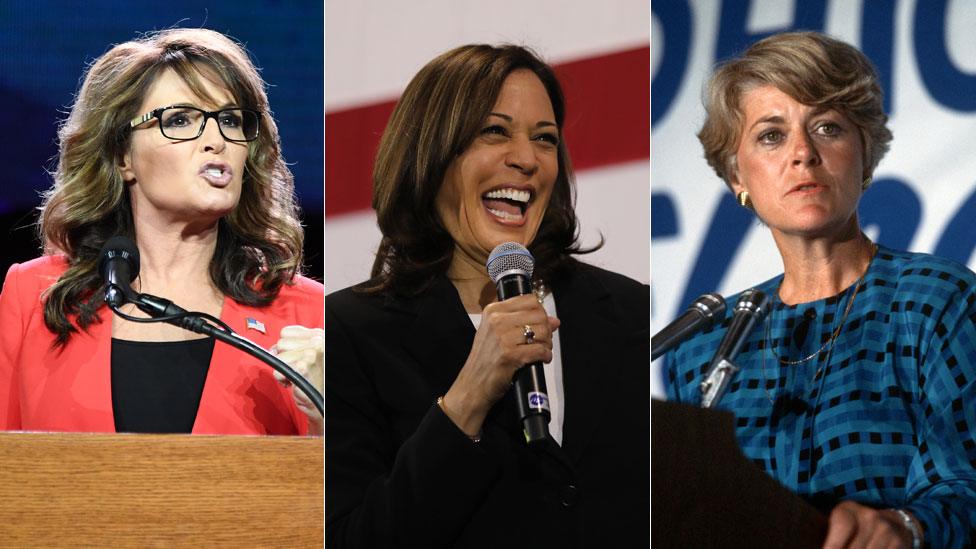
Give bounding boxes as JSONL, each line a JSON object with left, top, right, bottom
{"left": 245, "top": 317, "right": 266, "bottom": 334}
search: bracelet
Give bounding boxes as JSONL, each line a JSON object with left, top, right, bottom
{"left": 891, "top": 509, "right": 922, "bottom": 549}
{"left": 436, "top": 396, "right": 482, "bottom": 443}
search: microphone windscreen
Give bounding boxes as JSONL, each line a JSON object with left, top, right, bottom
{"left": 98, "top": 235, "right": 140, "bottom": 282}
{"left": 486, "top": 242, "right": 535, "bottom": 283}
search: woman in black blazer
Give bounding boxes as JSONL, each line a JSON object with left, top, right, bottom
{"left": 324, "top": 44, "right": 649, "bottom": 548}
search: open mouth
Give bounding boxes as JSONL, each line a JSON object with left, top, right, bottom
{"left": 199, "top": 163, "right": 233, "bottom": 186}
{"left": 790, "top": 182, "right": 825, "bottom": 195}
{"left": 482, "top": 187, "right": 532, "bottom": 224}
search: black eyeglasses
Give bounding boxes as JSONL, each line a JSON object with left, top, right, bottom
{"left": 129, "top": 106, "right": 261, "bottom": 142}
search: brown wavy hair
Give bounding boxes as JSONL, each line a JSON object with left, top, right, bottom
{"left": 365, "top": 44, "right": 595, "bottom": 295}
{"left": 39, "top": 28, "right": 304, "bottom": 344}
{"left": 698, "top": 31, "right": 892, "bottom": 190}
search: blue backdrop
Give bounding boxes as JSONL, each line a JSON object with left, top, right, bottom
{"left": 0, "top": 0, "right": 323, "bottom": 278}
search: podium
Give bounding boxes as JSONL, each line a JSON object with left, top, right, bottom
{"left": 652, "top": 399, "right": 827, "bottom": 548}
{"left": 0, "top": 432, "right": 322, "bottom": 547}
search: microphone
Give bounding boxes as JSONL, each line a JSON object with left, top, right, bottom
{"left": 95, "top": 236, "right": 324, "bottom": 415}
{"left": 700, "top": 288, "right": 770, "bottom": 409}
{"left": 97, "top": 236, "right": 203, "bottom": 330}
{"left": 487, "top": 242, "right": 550, "bottom": 444}
{"left": 651, "top": 293, "right": 726, "bottom": 360}
{"left": 98, "top": 236, "right": 140, "bottom": 307}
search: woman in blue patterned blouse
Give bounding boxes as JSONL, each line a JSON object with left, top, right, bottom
{"left": 665, "top": 32, "right": 976, "bottom": 548}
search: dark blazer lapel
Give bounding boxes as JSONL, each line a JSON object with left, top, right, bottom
{"left": 400, "top": 276, "right": 477, "bottom": 394}
{"left": 554, "top": 268, "right": 621, "bottom": 464}
{"left": 396, "top": 276, "right": 519, "bottom": 435}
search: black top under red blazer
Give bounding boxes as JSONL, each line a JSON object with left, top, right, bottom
{"left": 324, "top": 263, "right": 649, "bottom": 548}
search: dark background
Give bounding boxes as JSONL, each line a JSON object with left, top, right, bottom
{"left": 0, "top": 1, "right": 324, "bottom": 287}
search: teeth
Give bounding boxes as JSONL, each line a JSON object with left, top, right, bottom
{"left": 487, "top": 208, "right": 524, "bottom": 221}
{"left": 205, "top": 168, "right": 224, "bottom": 177}
{"left": 483, "top": 188, "right": 530, "bottom": 203}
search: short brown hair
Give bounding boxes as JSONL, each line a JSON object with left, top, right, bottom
{"left": 366, "top": 44, "right": 591, "bottom": 295}
{"left": 39, "top": 28, "right": 304, "bottom": 344}
{"left": 698, "top": 31, "right": 892, "bottom": 189}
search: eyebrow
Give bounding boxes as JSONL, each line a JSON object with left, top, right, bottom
{"left": 748, "top": 115, "right": 784, "bottom": 132}
{"left": 488, "top": 111, "right": 557, "bottom": 129}
{"left": 164, "top": 101, "right": 238, "bottom": 110}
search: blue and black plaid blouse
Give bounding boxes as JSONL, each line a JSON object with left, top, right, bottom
{"left": 665, "top": 245, "right": 976, "bottom": 548}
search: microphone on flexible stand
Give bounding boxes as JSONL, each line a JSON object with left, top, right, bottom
{"left": 97, "top": 237, "right": 213, "bottom": 334}
{"left": 651, "top": 293, "right": 726, "bottom": 360}
{"left": 487, "top": 242, "right": 550, "bottom": 444}
{"left": 98, "top": 235, "right": 141, "bottom": 308}
{"left": 95, "top": 236, "right": 324, "bottom": 415}
{"left": 700, "top": 288, "right": 769, "bottom": 409}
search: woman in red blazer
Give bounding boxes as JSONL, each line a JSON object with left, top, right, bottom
{"left": 0, "top": 29, "right": 322, "bottom": 436}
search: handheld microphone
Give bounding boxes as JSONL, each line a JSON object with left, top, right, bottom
{"left": 98, "top": 236, "right": 141, "bottom": 307}
{"left": 651, "top": 293, "right": 726, "bottom": 360}
{"left": 487, "top": 242, "right": 550, "bottom": 444}
{"left": 700, "top": 288, "right": 769, "bottom": 409}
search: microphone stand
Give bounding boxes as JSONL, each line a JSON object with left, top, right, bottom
{"left": 699, "top": 358, "right": 739, "bottom": 409}
{"left": 698, "top": 289, "right": 769, "bottom": 410}
{"left": 107, "top": 286, "right": 323, "bottom": 416}
{"left": 204, "top": 328, "right": 324, "bottom": 416}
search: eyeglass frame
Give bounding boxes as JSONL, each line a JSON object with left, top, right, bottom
{"left": 128, "top": 105, "right": 262, "bottom": 142}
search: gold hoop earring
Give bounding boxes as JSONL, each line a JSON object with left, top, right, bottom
{"left": 737, "top": 191, "right": 753, "bottom": 209}
{"left": 861, "top": 177, "right": 872, "bottom": 191}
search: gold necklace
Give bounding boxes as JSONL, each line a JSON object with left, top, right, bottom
{"left": 773, "top": 277, "right": 861, "bottom": 366}
{"left": 769, "top": 242, "right": 877, "bottom": 365}
{"left": 760, "top": 242, "right": 878, "bottom": 402}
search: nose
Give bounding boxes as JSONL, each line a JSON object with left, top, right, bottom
{"left": 199, "top": 116, "right": 227, "bottom": 154}
{"left": 791, "top": 131, "right": 821, "bottom": 167}
{"left": 505, "top": 134, "right": 539, "bottom": 175}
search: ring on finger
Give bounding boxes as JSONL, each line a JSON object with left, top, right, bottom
{"left": 522, "top": 324, "right": 535, "bottom": 345}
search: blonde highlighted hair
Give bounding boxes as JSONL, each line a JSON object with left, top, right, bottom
{"left": 39, "top": 28, "right": 304, "bottom": 344}
{"left": 698, "top": 31, "right": 892, "bottom": 189}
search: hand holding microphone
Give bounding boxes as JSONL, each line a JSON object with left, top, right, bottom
{"left": 487, "top": 242, "right": 554, "bottom": 443}
{"left": 440, "top": 242, "right": 558, "bottom": 443}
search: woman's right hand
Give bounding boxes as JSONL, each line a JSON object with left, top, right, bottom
{"left": 440, "top": 294, "right": 560, "bottom": 437}
{"left": 272, "top": 325, "right": 324, "bottom": 436}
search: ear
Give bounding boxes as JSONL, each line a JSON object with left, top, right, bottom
{"left": 118, "top": 150, "right": 135, "bottom": 183}
{"left": 725, "top": 153, "right": 745, "bottom": 194}
{"left": 728, "top": 172, "right": 746, "bottom": 196}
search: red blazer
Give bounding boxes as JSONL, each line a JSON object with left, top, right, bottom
{"left": 0, "top": 255, "right": 323, "bottom": 435}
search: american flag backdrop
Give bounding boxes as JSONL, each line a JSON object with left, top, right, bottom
{"left": 323, "top": 1, "right": 650, "bottom": 294}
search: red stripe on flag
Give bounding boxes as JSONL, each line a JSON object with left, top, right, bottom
{"left": 325, "top": 45, "right": 649, "bottom": 216}
{"left": 557, "top": 45, "right": 650, "bottom": 170}
{"left": 324, "top": 102, "right": 396, "bottom": 217}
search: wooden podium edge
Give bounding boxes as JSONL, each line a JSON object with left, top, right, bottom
{"left": 0, "top": 432, "right": 323, "bottom": 547}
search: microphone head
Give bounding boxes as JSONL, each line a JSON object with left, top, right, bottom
{"left": 486, "top": 242, "right": 535, "bottom": 283}
{"left": 734, "top": 288, "right": 769, "bottom": 317}
{"left": 689, "top": 292, "right": 726, "bottom": 321}
{"left": 98, "top": 235, "right": 140, "bottom": 282}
